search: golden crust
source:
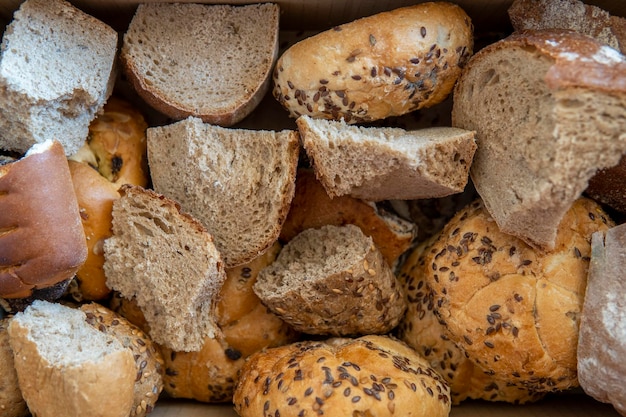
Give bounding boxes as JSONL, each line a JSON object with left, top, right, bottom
{"left": 233, "top": 335, "right": 451, "bottom": 417}
{"left": 273, "top": 2, "right": 473, "bottom": 123}
{"left": 424, "top": 197, "right": 613, "bottom": 392}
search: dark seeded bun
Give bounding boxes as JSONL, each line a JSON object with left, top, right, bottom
{"left": 233, "top": 335, "right": 451, "bottom": 417}
{"left": 424, "top": 197, "right": 613, "bottom": 392}
{"left": 272, "top": 2, "right": 473, "bottom": 123}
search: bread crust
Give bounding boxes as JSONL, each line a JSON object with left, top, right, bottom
{"left": 0, "top": 140, "right": 87, "bottom": 298}
{"left": 273, "top": 2, "right": 473, "bottom": 123}
{"left": 0, "top": 318, "right": 28, "bottom": 417}
{"left": 233, "top": 335, "right": 451, "bottom": 417}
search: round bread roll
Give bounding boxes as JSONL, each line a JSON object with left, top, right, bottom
{"left": 0, "top": 318, "right": 28, "bottom": 417}
{"left": 396, "top": 239, "right": 545, "bottom": 405}
{"left": 0, "top": 140, "right": 87, "bottom": 300}
{"left": 424, "top": 197, "right": 613, "bottom": 392}
{"left": 254, "top": 224, "right": 406, "bottom": 336}
{"left": 272, "top": 2, "right": 473, "bottom": 123}
{"left": 79, "top": 303, "right": 164, "bottom": 417}
{"left": 233, "top": 335, "right": 451, "bottom": 417}
{"left": 70, "top": 96, "right": 149, "bottom": 188}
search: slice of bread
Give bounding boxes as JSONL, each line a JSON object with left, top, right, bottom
{"left": 452, "top": 29, "right": 626, "bottom": 250}
{"left": 121, "top": 3, "right": 279, "bottom": 127}
{"left": 0, "top": 0, "right": 117, "bottom": 156}
{"left": 7, "top": 300, "right": 136, "bottom": 417}
{"left": 297, "top": 115, "right": 476, "bottom": 201}
{"left": 103, "top": 185, "right": 227, "bottom": 352}
{"left": 147, "top": 117, "right": 299, "bottom": 268}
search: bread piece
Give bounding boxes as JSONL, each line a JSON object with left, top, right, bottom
{"left": 578, "top": 223, "right": 626, "bottom": 417}
{"left": 0, "top": 318, "right": 28, "bottom": 417}
{"left": 297, "top": 115, "right": 476, "bottom": 201}
{"left": 103, "top": 184, "right": 227, "bottom": 352}
{"left": 424, "top": 197, "right": 613, "bottom": 392}
{"left": 0, "top": 0, "right": 117, "bottom": 156}
{"left": 273, "top": 2, "right": 473, "bottom": 123}
{"left": 0, "top": 140, "right": 87, "bottom": 300}
{"left": 254, "top": 224, "right": 406, "bottom": 336}
{"left": 452, "top": 29, "right": 626, "bottom": 250}
{"left": 397, "top": 238, "right": 545, "bottom": 405}
{"left": 233, "top": 335, "right": 451, "bottom": 417}
{"left": 586, "top": 153, "right": 626, "bottom": 214}
{"left": 7, "top": 300, "right": 136, "bottom": 417}
{"left": 79, "top": 303, "right": 164, "bottom": 417}
{"left": 147, "top": 117, "right": 299, "bottom": 268}
{"left": 121, "top": 3, "right": 279, "bottom": 126}
{"left": 280, "top": 169, "right": 416, "bottom": 266}
{"left": 508, "top": 0, "right": 626, "bottom": 53}
{"left": 158, "top": 242, "right": 299, "bottom": 403}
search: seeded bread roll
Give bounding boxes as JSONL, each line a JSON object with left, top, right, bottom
{"left": 452, "top": 29, "right": 626, "bottom": 250}
{"left": 280, "top": 169, "right": 417, "bottom": 266}
{"left": 578, "top": 223, "right": 626, "bottom": 417}
{"left": 273, "top": 2, "right": 473, "bottom": 123}
{"left": 424, "top": 197, "right": 613, "bottom": 392}
{"left": 396, "top": 239, "right": 545, "bottom": 405}
{"left": 254, "top": 224, "right": 406, "bottom": 336}
{"left": 121, "top": 3, "right": 279, "bottom": 126}
{"left": 0, "top": 318, "right": 28, "bottom": 417}
{"left": 79, "top": 303, "right": 164, "bottom": 417}
{"left": 234, "top": 335, "right": 451, "bottom": 417}
{"left": 0, "top": 140, "right": 87, "bottom": 300}
{"left": 8, "top": 300, "right": 136, "bottom": 417}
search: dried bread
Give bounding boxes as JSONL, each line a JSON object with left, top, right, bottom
{"left": 273, "top": 2, "right": 473, "bottom": 123}
{"left": 0, "top": 0, "right": 117, "bottom": 156}
{"left": 424, "top": 197, "right": 613, "bottom": 393}
{"left": 254, "top": 224, "right": 406, "bottom": 336}
{"left": 0, "top": 140, "right": 87, "bottom": 301}
{"left": 147, "top": 117, "right": 299, "bottom": 268}
{"left": 508, "top": 0, "right": 626, "bottom": 53}
{"left": 452, "top": 29, "right": 626, "bottom": 250}
{"left": 578, "top": 223, "right": 626, "bottom": 417}
{"left": 121, "top": 3, "right": 279, "bottom": 126}
{"left": 233, "top": 335, "right": 451, "bottom": 417}
{"left": 7, "top": 300, "right": 136, "bottom": 417}
{"left": 103, "top": 184, "right": 227, "bottom": 352}
{"left": 280, "top": 169, "right": 417, "bottom": 266}
{"left": 297, "top": 115, "right": 476, "bottom": 201}
{"left": 0, "top": 318, "right": 28, "bottom": 417}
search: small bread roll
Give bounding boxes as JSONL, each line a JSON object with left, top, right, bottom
{"left": 424, "top": 197, "right": 613, "bottom": 392}
{"left": 233, "top": 335, "right": 451, "bottom": 417}
{"left": 0, "top": 318, "right": 28, "bottom": 417}
{"left": 273, "top": 2, "right": 473, "bottom": 123}
{"left": 397, "top": 239, "right": 545, "bottom": 405}
{"left": 0, "top": 140, "right": 87, "bottom": 300}
{"left": 254, "top": 224, "right": 406, "bottom": 336}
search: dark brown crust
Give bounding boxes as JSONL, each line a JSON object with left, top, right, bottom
{"left": 0, "top": 141, "right": 87, "bottom": 298}
{"left": 586, "top": 154, "right": 626, "bottom": 213}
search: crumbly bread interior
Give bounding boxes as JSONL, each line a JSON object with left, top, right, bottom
{"left": 0, "top": 0, "right": 117, "bottom": 155}
{"left": 104, "top": 186, "right": 225, "bottom": 352}
{"left": 147, "top": 117, "right": 298, "bottom": 268}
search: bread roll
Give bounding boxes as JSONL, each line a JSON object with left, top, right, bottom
{"left": 0, "top": 318, "right": 28, "bottom": 417}
{"left": 233, "top": 335, "right": 451, "bottom": 417}
{"left": 273, "top": 2, "right": 473, "bottom": 123}
{"left": 0, "top": 140, "right": 87, "bottom": 300}
{"left": 254, "top": 224, "right": 406, "bottom": 336}
{"left": 578, "top": 223, "right": 626, "bottom": 416}
{"left": 424, "top": 197, "right": 613, "bottom": 392}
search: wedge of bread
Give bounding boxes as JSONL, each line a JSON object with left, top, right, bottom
{"left": 297, "top": 115, "right": 476, "bottom": 201}
{"left": 121, "top": 3, "right": 279, "bottom": 127}
{"left": 147, "top": 117, "right": 299, "bottom": 268}
{"left": 0, "top": 0, "right": 117, "bottom": 156}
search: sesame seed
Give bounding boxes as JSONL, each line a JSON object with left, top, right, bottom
{"left": 420, "top": 26, "right": 427, "bottom": 37}
{"left": 484, "top": 341, "right": 495, "bottom": 349}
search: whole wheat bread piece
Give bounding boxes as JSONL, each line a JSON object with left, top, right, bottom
{"left": 7, "top": 300, "right": 136, "bottom": 417}
{"left": 121, "top": 3, "right": 279, "bottom": 127}
{"left": 103, "top": 185, "right": 227, "bottom": 352}
{"left": 0, "top": 0, "right": 117, "bottom": 156}
{"left": 508, "top": 0, "right": 626, "bottom": 53}
{"left": 452, "top": 29, "right": 626, "bottom": 250}
{"left": 147, "top": 117, "right": 299, "bottom": 268}
{"left": 296, "top": 115, "right": 476, "bottom": 201}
